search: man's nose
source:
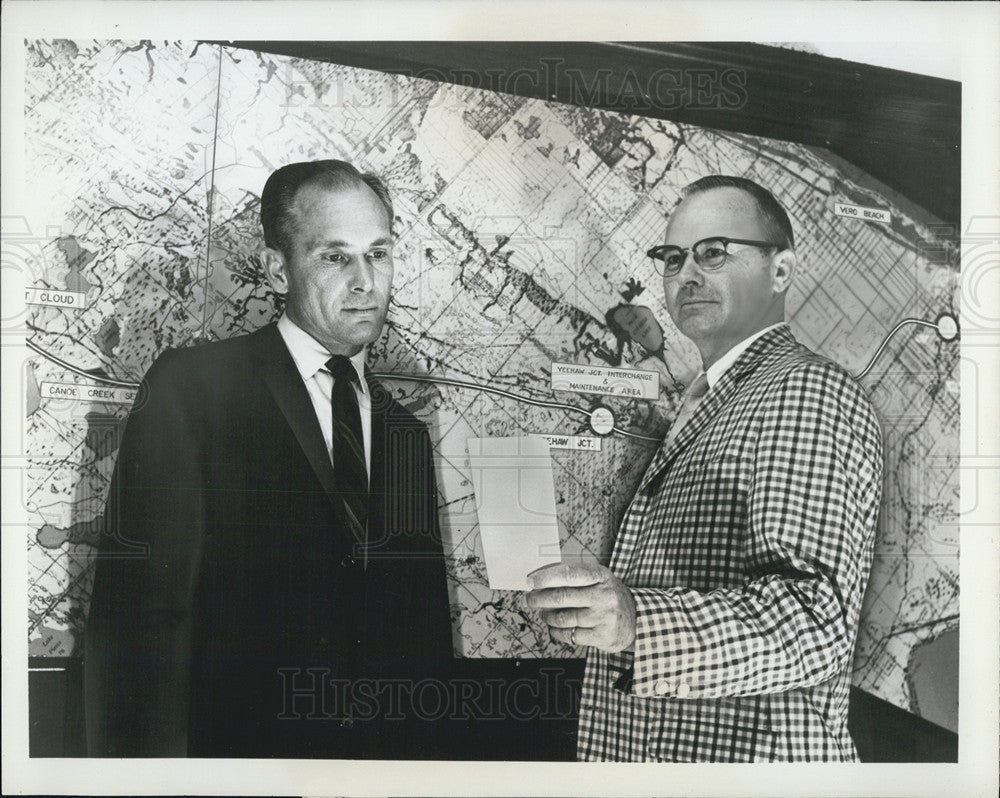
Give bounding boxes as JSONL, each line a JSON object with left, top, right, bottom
{"left": 348, "top": 257, "right": 375, "bottom": 291}
{"left": 675, "top": 250, "right": 703, "bottom": 284}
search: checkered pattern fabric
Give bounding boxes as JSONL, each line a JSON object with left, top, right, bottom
{"left": 577, "top": 325, "right": 883, "bottom": 762}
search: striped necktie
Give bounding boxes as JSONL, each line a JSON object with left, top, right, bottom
{"left": 326, "top": 356, "right": 368, "bottom": 562}
{"left": 665, "top": 371, "right": 710, "bottom": 446}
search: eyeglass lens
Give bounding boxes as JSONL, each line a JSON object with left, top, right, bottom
{"left": 662, "top": 239, "right": 728, "bottom": 273}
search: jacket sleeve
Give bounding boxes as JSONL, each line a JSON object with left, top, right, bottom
{"left": 627, "top": 361, "right": 883, "bottom": 699}
{"left": 84, "top": 350, "right": 204, "bottom": 755}
{"left": 377, "top": 414, "right": 454, "bottom": 667}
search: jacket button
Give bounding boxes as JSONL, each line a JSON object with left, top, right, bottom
{"left": 340, "top": 554, "right": 357, "bottom": 569}
{"left": 340, "top": 717, "right": 354, "bottom": 729}
{"left": 676, "top": 681, "right": 692, "bottom": 698}
{"left": 654, "top": 680, "right": 672, "bottom": 696}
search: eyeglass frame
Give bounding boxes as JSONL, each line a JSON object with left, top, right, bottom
{"left": 646, "top": 236, "right": 787, "bottom": 277}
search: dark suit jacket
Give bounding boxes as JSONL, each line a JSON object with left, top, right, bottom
{"left": 84, "top": 323, "right": 453, "bottom": 758}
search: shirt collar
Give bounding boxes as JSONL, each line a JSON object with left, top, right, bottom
{"left": 276, "top": 314, "right": 369, "bottom": 394}
{"left": 704, "top": 322, "right": 788, "bottom": 389}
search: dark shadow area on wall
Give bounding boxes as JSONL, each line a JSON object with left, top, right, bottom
{"left": 222, "top": 41, "right": 960, "bottom": 226}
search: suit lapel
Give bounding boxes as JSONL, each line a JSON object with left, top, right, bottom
{"left": 251, "top": 324, "right": 340, "bottom": 505}
{"left": 637, "top": 325, "right": 797, "bottom": 493}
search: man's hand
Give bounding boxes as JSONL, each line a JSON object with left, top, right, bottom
{"left": 525, "top": 562, "right": 636, "bottom": 653}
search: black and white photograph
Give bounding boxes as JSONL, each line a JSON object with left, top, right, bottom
{"left": 2, "top": 1, "right": 997, "bottom": 796}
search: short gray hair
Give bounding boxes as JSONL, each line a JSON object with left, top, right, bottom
{"left": 260, "top": 159, "right": 393, "bottom": 256}
{"left": 682, "top": 175, "right": 794, "bottom": 250}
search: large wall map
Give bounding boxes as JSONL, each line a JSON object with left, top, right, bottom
{"left": 20, "top": 40, "right": 959, "bottom": 726}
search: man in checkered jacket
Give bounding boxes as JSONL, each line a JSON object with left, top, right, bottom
{"left": 527, "top": 175, "right": 883, "bottom": 762}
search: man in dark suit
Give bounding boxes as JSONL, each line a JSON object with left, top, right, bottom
{"left": 84, "top": 160, "right": 452, "bottom": 758}
{"left": 527, "top": 176, "right": 883, "bottom": 761}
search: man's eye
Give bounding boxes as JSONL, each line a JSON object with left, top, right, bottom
{"left": 368, "top": 249, "right": 389, "bottom": 261}
{"left": 701, "top": 245, "right": 726, "bottom": 260}
{"left": 322, "top": 252, "right": 347, "bottom": 264}
{"left": 663, "top": 254, "right": 684, "bottom": 269}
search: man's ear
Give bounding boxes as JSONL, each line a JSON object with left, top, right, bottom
{"left": 260, "top": 247, "right": 289, "bottom": 294}
{"left": 771, "top": 248, "right": 796, "bottom": 294}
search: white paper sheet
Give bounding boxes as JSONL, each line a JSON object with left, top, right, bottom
{"left": 467, "top": 436, "right": 562, "bottom": 590}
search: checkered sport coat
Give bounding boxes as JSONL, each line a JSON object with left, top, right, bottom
{"left": 577, "top": 324, "right": 883, "bottom": 762}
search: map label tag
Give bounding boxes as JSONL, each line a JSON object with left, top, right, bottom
{"left": 834, "top": 202, "right": 892, "bottom": 224}
{"left": 25, "top": 288, "right": 89, "bottom": 309}
{"left": 41, "top": 381, "right": 137, "bottom": 405}
{"left": 551, "top": 363, "right": 658, "bottom": 399}
{"left": 539, "top": 434, "right": 603, "bottom": 452}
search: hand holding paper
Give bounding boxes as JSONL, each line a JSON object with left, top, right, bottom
{"left": 525, "top": 562, "right": 637, "bottom": 653}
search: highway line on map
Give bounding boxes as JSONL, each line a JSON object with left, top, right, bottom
{"left": 370, "top": 372, "right": 660, "bottom": 442}
{"left": 198, "top": 44, "right": 226, "bottom": 340}
{"left": 854, "top": 318, "right": 941, "bottom": 380}
{"left": 23, "top": 342, "right": 660, "bottom": 442}
{"left": 25, "top": 340, "right": 141, "bottom": 389}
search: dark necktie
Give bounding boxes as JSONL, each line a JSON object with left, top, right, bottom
{"left": 326, "top": 356, "right": 368, "bottom": 560}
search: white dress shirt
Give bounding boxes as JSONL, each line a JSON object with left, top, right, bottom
{"left": 276, "top": 314, "right": 372, "bottom": 477}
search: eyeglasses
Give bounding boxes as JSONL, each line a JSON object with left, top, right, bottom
{"left": 646, "top": 236, "right": 785, "bottom": 277}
